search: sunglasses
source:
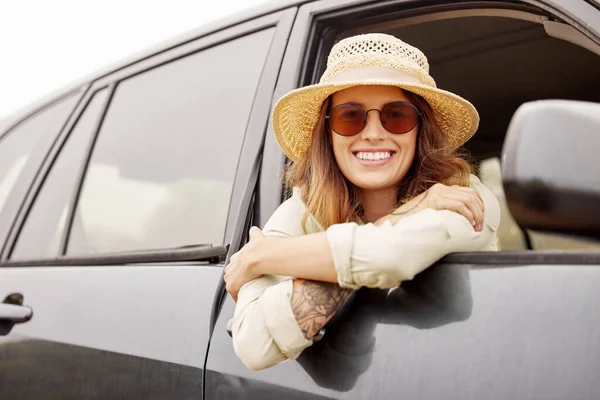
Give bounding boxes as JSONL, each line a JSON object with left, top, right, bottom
{"left": 326, "top": 101, "right": 422, "bottom": 136}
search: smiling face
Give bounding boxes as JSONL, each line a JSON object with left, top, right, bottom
{"left": 330, "top": 85, "right": 419, "bottom": 193}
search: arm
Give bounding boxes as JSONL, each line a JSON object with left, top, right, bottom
{"left": 249, "top": 175, "right": 499, "bottom": 288}
{"left": 231, "top": 269, "right": 351, "bottom": 371}
{"left": 291, "top": 278, "right": 352, "bottom": 338}
{"left": 231, "top": 191, "right": 349, "bottom": 370}
{"left": 232, "top": 176, "right": 499, "bottom": 369}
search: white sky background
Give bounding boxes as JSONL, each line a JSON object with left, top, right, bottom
{"left": 0, "top": 0, "right": 270, "bottom": 119}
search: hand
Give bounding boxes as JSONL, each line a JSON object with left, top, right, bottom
{"left": 378, "top": 183, "right": 485, "bottom": 231}
{"left": 224, "top": 227, "right": 266, "bottom": 302}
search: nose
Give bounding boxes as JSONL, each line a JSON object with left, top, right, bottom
{"left": 360, "top": 109, "right": 386, "bottom": 141}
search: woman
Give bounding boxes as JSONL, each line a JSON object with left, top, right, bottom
{"left": 224, "top": 33, "right": 500, "bottom": 370}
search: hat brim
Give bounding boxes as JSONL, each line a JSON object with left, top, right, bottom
{"left": 272, "top": 80, "right": 479, "bottom": 162}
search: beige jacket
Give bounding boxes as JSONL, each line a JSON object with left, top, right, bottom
{"left": 232, "top": 174, "right": 500, "bottom": 370}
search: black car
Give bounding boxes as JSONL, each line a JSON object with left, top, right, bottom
{"left": 1, "top": 0, "right": 599, "bottom": 399}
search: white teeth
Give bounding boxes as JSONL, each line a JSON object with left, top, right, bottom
{"left": 356, "top": 151, "right": 392, "bottom": 161}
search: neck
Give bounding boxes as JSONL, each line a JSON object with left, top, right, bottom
{"left": 359, "top": 187, "right": 398, "bottom": 223}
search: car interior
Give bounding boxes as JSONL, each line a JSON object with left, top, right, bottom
{"left": 322, "top": 7, "right": 600, "bottom": 251}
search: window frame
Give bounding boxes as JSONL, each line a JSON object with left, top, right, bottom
{"left": 9, "top": 85, "right": 116, "bottom": 260}
{"left": 0, "top": 89, "right": 86, "bottom": 259}
{"left": 259, "top": 0, "right": 600, "bottom": 247}
{"left": 0, "top": 8, "right": 297, "bottom": 265}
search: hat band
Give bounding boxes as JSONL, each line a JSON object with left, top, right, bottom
{"left": 323, "top": 66, "right": 425, "bottom": 85}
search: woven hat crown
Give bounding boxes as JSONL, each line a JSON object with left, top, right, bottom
{"left": 320, "top": 33, "right": 436, "bottom": 87}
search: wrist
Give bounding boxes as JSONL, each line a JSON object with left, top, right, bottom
{"left": 392, "top": 191, "right": 428, "bottom": 217}
{"left": 248, "top": 236, "right": 275, "bottom": 275}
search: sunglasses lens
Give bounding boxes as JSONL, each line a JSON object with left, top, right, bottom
{"left": 329, "top": 104, "right": 366, "bottom": 136}
{"left": 380, "top": 102, "right": 419, "bottom": 134}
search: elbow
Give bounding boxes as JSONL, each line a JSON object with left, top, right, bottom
{"left": 230, "top": 279, "right": 313, "bottom": 370}
{"left": 232, "top": 322, "right": 274, "bottom": 371}
{"left": 231, "top": 302, "right": 288, "bottom": 371}
{"left": 232, "top": 334, "right": 276, "bottom": 371}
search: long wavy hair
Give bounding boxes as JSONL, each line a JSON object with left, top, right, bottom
{"left": 285, "top": 89, "right": 473, "bottom": 231}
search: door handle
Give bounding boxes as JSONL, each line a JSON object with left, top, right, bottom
{"left": 0, "top": 303, "right": 33, "bottom": 323}
{"left": 0, "top": 293, "right": 33, "bottom": 335}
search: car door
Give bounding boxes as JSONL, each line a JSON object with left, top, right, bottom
{"left": 0, "top": 9, "right": 294, "bottom": 399}
{"left": 205, "top": 0, "right": 600, "bottom": 399}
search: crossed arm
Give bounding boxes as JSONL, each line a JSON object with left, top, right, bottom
{"left": 227, "top": 177, "right": 498, "bottom": 369}
{"left": 230, "top": 229, "right": 352, "bottom": 340}
{"left": 287, "top": 188, "right": 433, "bottom": 339}
{"left": 291, "top": 279, "right": 352, "bottom": 339}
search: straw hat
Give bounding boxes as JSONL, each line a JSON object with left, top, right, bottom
{"left": 272, "top": 33, "right": 479, "bottom": 162}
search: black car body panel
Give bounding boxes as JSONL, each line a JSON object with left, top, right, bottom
{"left": 0, "top": 1, "right": 599, "bottom": 399}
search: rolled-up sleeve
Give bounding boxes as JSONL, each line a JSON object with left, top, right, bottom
{"left": 232, "top": 276, "right": 312, "bottom": 370}
{"left": 327, "top": 175, "right": 501, "bottom": 289}
{"left": 231, "top": 188, "right": 315, "bottom": 370}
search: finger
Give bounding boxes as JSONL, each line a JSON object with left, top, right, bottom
{"left": 226, "top": 280, "right": 239, "bottom": 302}
{"left": 442, "top": 188, "right": 484, "bottom": 222}
{"left": 224, "top": 261, "right": 237, "bottom": 279}
{"left": 469, "top": 191, "right": 485, "bottom": 231}
{"left": 464, "top": 189, "right": 485, "bottom": 229}
{"left": 456, "top": 187, "right": 485, "bottom": 216}
{"left": 453, "top": 186, "right": 485, "bottom": 214}
{"left": 443, "top": 191, "right": 483, "bottom": 228}
{"left": 437, "top": 186, "right": 485, "bottom": 230}
{"left": 437, "top": 198, "right": 475, "bottom": 226}
{"left": 226, "top": 283, "right": 237, "bottom": 302}
{"left": 224, "top": 258, "right": 238, "bottom": 272}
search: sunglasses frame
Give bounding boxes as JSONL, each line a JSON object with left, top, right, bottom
{"left": 325, "top": 101, "right": 422, "bottom": 137}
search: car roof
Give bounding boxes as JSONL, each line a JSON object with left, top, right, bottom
{"left": 2, "top": 0, "right": 588, "bottom": 131}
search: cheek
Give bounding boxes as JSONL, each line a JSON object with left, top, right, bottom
{"left": 406, "top": 135, "right": 418, "bottom": 159}
{"left": 331, "top": 134, "right": 352, "bottom": 161}
{"left": 394, "top": 131, "right": 418, "bottom": 158}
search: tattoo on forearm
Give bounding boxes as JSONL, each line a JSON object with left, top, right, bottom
{"left": 291, "top": 279, "right": 352, "bottom": 339}
{"left": 392, "top": 190, "right": 429, "bottom": 216}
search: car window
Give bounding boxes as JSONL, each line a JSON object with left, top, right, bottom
{"left": 0, "top": 94, "right": 78, "bottom": 215}
{"left": 67, "top": 28, "right": 275, "bottom": 255}
{"left": 11, "top": 89, "right": 110, "bottom": 259}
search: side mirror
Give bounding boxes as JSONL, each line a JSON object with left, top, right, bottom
{"left": 501, "top": 100, "right": 600, "bottom": 241}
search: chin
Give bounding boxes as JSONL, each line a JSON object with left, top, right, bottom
{"left": 350, "top": 176, "right": 400, "bottom": 191}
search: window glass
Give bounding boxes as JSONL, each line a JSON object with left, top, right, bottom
{"left": 0, "top": 95, "right": 78, "bottom": 214}
{"left": 67, "top": 29, "right": 274, "bottom": 255}
{"left": 11, "top": 89, "right": 109, "bottom": 259}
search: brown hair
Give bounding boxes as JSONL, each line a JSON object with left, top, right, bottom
{"left": 285, "top": 89, "right": 473, "bottom": 231}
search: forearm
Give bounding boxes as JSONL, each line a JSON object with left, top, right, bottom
{"left": 254, "top": 232, "right": 339, "bottom": 283}
{"left": 291, "top": 278, "right": 352, "bottom": 339}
